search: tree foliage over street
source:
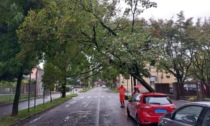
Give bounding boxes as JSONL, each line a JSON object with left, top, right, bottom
{"left": 1, "top": 0, "right": 210, "bottom": 116}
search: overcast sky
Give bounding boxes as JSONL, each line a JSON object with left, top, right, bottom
{"left": 139, "top": 0, "right": 210, "bottom": 21}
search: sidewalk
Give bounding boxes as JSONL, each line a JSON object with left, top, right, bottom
{"left": 171, "top": 99, "right": 188, "bottom": 108}
{"left": 0, "top": 88, "right": 81, "bottom": 118}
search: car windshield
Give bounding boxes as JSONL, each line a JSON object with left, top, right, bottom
{"left": 143, "top": 96, "right": 172, "bottom": 105}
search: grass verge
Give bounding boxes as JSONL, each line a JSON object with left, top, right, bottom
{"left": 0, "top": 94, "right": 77, "bottom": 126}
{"left": 79, "top": 88, "right": 91, "bottom": 93}
{"left": 108, "top": 87, "right": 118, "bottom": 93}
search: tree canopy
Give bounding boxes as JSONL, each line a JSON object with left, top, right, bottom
{"left": 1, "top": 0, "right": 210, "bottom": 116}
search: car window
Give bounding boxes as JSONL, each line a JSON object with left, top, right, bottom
{"left": 143, "top": 96, "right": 172, "bottom": 105}
{"left": 135, "top": 94, "right": 141, "bottom": 101}
{"left": 202, "top": 109, "right": 210, "bottom": 126}
{"left": 131, "top": 94, "right": 141, "bottom": 102}
{"left": 174, "top": 106, "right": 203, "bottom": 125}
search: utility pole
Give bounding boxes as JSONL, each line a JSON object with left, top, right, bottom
{"left": 34, "top": 67, "right": 38, "bottom": 108}
{"left": 28, "top": 72, "right": 31, "bottom": 112}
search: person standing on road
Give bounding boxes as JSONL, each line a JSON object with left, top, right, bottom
{"left": 132, "top": 87, "right": 140, "bottom": 96}
{"left": 117, "top": 85, "right": 126, "bottom": 108}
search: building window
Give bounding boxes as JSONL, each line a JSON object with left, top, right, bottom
{"left": 166, "top": 75, "right": 170, "bottom": 78}
{"left": 150, "top": 76, "right": 157, "bottom": 85}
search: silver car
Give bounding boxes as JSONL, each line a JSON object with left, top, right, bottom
{"left": 101, "top": 85, "right": 106, "bottom": 88}
{"left": 159, "top": 102, "right": 210, "bottom": 126}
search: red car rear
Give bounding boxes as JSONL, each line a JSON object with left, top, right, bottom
{"left": 127, "top": 92, "right": 176, "bottom": 125}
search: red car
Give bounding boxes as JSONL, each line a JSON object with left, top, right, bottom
{"left": 127, "top": 92, "right": 176, "bottom": 125}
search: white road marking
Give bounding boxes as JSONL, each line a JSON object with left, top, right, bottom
{"left": 79, "top": 96, "right": 84, "bottom": 99}
{"left": 65, "top": 104, "right": 70, "bottom": 108}
{"left": 69, "top": 100, "right": 77, "bottom": 105}
{"left": 83, "top": 98, "right": 92, "bottom": 108}
{"left": 88, "top": 96, "right": 91, "bottom": 98}
{"left": 64, "top": 116, "right": 70, "bottom": 121}
{"left": 101, "top": 96, "right": 104, "bottom": 98}
{"left": 29, "top": 115, "right": 44, "bottom": 124}
{"left": 96, "top": 88, "right": 101, "bottom": 126}
{"left": 29, "top": 118, "right": 40, "bottom": 124}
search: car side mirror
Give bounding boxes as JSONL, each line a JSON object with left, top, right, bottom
{"left": 164, "top": 113, "right": 172, "bottom": 119}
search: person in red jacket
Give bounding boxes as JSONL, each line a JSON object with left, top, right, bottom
{"left": 117, "top": 85, "right": 126, "bottom": 108}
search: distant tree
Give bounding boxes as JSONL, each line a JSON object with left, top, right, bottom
{"left": 188, "top": 18, "right": 210, "bottom": 96}
{"left": 150, "top": 12, "right": 195, "bottom": 84}
{"left": 124, "top": 0, "right": 157, "bottom": 32}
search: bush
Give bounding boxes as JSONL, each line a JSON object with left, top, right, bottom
{"left": 57, "top": 86, "right": 71, "bottom": 92}
{"left": 65, "top": 87, "right": 71, "bottom": 92}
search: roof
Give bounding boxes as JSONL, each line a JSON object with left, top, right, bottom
{"left": 190, "top": 101, "right": 210, "bottom": 107}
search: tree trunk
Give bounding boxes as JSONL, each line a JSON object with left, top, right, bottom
{"left": 12, "top": 72, "right": 23, "bottom": 116}
{"left": 131, "top": 12, "right": 135, "bottom": 32}
{"left": 43, "top": 87, "right": 45, "bottom": 105}
{"left": 131, "top": 77, "right": 133, "bottom": 92}
{"left": 61, "top": 85, "right": 66, "bottom": 98}
{"left": 131, "top": 73, "right": 155, "bottom": 92}
{"left": 50, "top": 90, "right": 52, "bottom": 102}
{"left": 133, "top": 77, "right": 136, "bottom": 86}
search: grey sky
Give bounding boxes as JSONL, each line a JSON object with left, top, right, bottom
{"left": 140, "top": 0, "right": 210, "bottom": 21}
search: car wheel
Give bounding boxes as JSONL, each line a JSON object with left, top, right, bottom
{"left": 136, "top": 114, "right": 141, "bottom": 126}
{"left": 127, "top": 107, "right": 131, "bottom": 117}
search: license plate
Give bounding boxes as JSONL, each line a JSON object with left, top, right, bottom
{"left": 155, "top": 109, "right": 167, "bottom": 113}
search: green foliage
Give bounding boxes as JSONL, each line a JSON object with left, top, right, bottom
{"left": 16, "top": 0, "right": 161, "bottom": 92}
{"left": 42, "top": 62, "right": 60, "bottom": 90}
{"left": 2, "top": 0, "right": 210, "bottom": 99}
{"left": 149, "top": 12, "right": 196, "bottom": 83}
{"left": 108, "top": 87, "right": 118, "bottom": 93}
{"left": 0, "top": 0, "right": 45, "bottom": 80}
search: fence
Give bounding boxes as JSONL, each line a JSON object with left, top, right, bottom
{"left": 154, "top": 82, "right": 210, "bottom": 100}
{"left": 0, "top": 83, "right": 49, "bottom": 105}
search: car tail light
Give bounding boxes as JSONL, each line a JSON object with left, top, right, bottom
{"left": 140, "top": 106, "right": 151, "bottom": 109}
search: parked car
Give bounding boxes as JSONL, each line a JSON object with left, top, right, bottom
{"left": 158, "top": 102, "right": 210, "bottom": 126}
{"left": 127, "top": 92, "right": 176, "bottom": 126}
{"left": 101, "top": 85, "right": 106, "bottom": 88}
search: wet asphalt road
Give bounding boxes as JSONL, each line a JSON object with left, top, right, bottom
{"left": 19, "top": 87, "right": 137, "bottom": 126}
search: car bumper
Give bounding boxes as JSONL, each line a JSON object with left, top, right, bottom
{"left": 140, "top": 112, "right": 163, "bottom": 125}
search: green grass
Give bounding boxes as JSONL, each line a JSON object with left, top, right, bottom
{"left": 108, "top": 87, "right": 118, "bottom": 93}
{"left": 127, "top": 95, "right": 132, "bottom": 100}
{"left": 79, "top": 88, "right": 91, "bottom": 92}
{"left": 0, "top": 94, "right": 77, "bottom": 126}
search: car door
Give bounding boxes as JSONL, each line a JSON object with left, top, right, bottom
{"left": 130, "top": 94, "right": 141, "bottom": 117}
{"left": 160, "top": 105, "right": 204, "bottom": 126}
{"left": 201, "top": 108, "right": 210, "bottom": 126}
